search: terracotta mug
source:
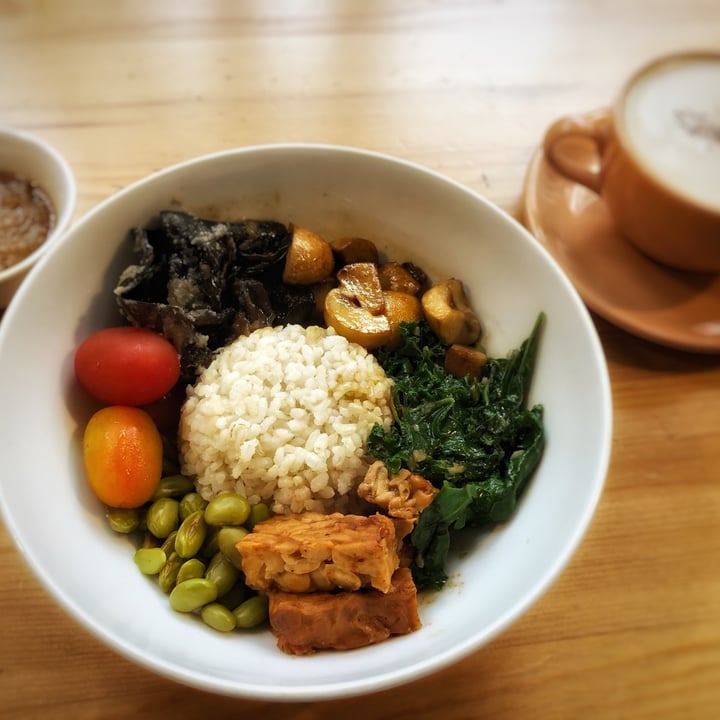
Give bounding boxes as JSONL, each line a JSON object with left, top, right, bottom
{"left": 543, "top": 51, "right": 720, "bottom": 272}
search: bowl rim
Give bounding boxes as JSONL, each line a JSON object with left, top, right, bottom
{"left": 0, "top": 125, "right": 77, "bottom": 283}
{"left": 0, "top": 142, "right": 613, "bottom": 700}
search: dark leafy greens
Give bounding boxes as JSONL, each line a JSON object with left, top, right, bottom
{"left": 367, "top": 314, "right": 545, "bottom": 589}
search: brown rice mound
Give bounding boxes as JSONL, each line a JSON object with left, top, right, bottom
{"left": 178, "top": 324, "right": 394, "bottom": 515}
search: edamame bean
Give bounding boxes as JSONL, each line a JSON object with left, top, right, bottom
{"left": 146, "top": 497, "right": 180, "bottom": 539}
{"left": 205, "top": 552, "right": 240, "bottom": 597}
{"left": 233, "top": 594, "right": 268, "bottom": 629}
{"left": 160, "top": 530, "right": 178, "bottom": 555}
{"left": 200, "top": 603, "right": 237, "bottom": 633}
{"left": 247, "top": 502, "right": 271, "bottom": 529}
{"left": 204, "top": 493, "right": 251, "bottom": 527}
{"left": 133, "top": 547, "right": 167, "bottom": 575}
{"left": 176, "top": 558, "right": 206, "bottom": 584}
{"left": 174, "top": 510, "right": 207, "bottom": 559}
{"left": 106, "top": 506, "right": 140, "bottom": 534}
{"left": 158, "top": 551, "right": 183, "bottom": 593}
{"left": 152, "top": 474, "right": 195, "bottom": 500}
{"left": 199, "top": 527, "right": 219, "bottom": 559}
{"left": 169, "top": 578, "right": 218, "bottom": 613}
{"left": 217, "top": 526, "right": 249, "bottom": 570}
{"left": 179, "top": 492, "right": 207, "bottom": 521}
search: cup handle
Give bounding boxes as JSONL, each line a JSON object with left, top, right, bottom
{"left": 542, "top": 109, "right": 611, "bottom": 194}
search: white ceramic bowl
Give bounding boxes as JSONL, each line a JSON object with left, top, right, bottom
{"left": 0, "top": 127, "right": 76, "bottom": 307}
{"left": 0, "top": 145, "right": 612, "bottom": 700}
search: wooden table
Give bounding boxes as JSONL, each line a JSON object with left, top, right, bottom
{"left": 2, "top": 2, "right": 719, "bottom": 718}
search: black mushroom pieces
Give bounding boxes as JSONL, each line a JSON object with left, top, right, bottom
{"left": 114, "top": 211, "right": 316, "bottom": 380}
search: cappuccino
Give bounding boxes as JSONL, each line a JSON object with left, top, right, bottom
{"left": 623, "top": 55, "right": 720, "bottom": 213}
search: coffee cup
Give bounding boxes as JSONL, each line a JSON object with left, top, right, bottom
{"left": 543, "top": 51, "right": 720, "bottom": 272}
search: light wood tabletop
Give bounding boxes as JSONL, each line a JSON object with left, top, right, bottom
{"left": 2, "top": 2, "right": 720, "bottom": 718}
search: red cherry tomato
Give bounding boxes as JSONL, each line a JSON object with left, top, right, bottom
{"left": 75, "top": 327, "right": 181, "bottom": 406}
{"left": 83, "top": 405, "right": 163, "bottom": 508}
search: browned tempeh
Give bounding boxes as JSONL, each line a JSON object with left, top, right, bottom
{"left": 237, "top": 512, "right": 400, "bottom": 593}
{"left": 268, "top": 568, "right": 421, "bottom": 655}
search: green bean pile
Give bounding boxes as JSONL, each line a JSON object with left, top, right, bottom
{"left": 106, "top": 470, "right": 270, "bottom": 633}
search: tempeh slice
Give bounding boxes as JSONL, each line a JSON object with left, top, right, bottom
{"left": 237, "top": 512, "right": 399, "bottom": 593}
{"left": 268, "top": 568, "right": 421, "bottom": 655}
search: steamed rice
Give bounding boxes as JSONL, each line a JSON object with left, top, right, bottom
{"left": 179, "top": 324, "right": 394, "bottom": 515}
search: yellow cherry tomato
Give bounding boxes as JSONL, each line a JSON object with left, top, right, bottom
{"left": 83, "top": 405, "right": 163, "bottom": 508}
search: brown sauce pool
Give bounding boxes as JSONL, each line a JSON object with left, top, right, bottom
{"left": 0, "top": 171, "right": 55, "bottom": 271}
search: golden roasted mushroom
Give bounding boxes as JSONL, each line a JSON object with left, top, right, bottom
{"left": 331, "top": 237, "right": 380, "bottom": 266}
{"left": 324, "top": 264, "right": 427, "bottom": 350}
{"left": 378, "top": 262, "right": 422, "bottom": 295}
{"left": 421, "top": 279, "right": 482, "bottom": 346}
{"left": 401, "top": 262, "right": 428, "bottom": 290}
{"left": 383, "top": 291, "right": 423, "bottom": 348}
{"left": 335, "top": 262, "right": 385, "bottom": 315}
{"left": 283, "top": 226, "right": 335, "bottom": 285}
{"left": 323, "top": 263, "right": 391, "bottom": 349}
{"left": 444, "top": 344, "right": 487, "bottom": 379}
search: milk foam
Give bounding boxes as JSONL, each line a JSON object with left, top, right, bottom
{"left": 623, "top": 57, "right": 720, "bottom": 212}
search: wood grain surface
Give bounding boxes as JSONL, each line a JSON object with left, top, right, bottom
{"left": 1, "top": 2, "right": 719, "bottom": 718}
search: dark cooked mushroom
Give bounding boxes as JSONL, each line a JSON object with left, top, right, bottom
{"left": 115, "top": 210, "right": 316, "bottom": 379}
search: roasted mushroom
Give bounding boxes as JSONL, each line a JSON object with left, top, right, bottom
{"left": 421, "top": 279, "right": 482, "bottom": 346}
{"left": 324, "top": 263, "right": 425, "bottom": 349}
{"left": 282, "top": 226, "right": 335, "bottom": 285}
{"left": 323, "top": 263, "right": 391, "bottom": 349}
{"left": 444, "top": 344, "right": 487, "bottom": 379}
{"left": 378, "top": 262, "right": 422, "bottom": 295}
{"left": 383, "top": 290, "right": 423, "bottom": 348}
{"left": 330, "top": 236, "right": 380, "bottom": 266}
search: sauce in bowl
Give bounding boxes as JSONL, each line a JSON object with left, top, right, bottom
{"left": 0, "top": 171, "right": 55, "bottom": 271}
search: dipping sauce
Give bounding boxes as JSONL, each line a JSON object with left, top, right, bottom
{"left": 0, "top": 171, "right": 55, "bottom": 271}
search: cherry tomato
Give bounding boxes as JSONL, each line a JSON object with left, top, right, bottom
{"left": 75, "top": 326, "right": 181, "bottom": 406}
{"left": 82, "top": 405, "right": 163, "bottom": 508}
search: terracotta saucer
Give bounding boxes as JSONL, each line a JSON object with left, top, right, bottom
{"left": 522, "top": 136, "right": 720, "bottom": 354}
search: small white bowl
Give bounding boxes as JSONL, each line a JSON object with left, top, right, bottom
{"left": 0, "top": 127, "right": 76, "bottom": 307}
{"left": 0, "top": 144, "right": 612, "bottom": 700}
